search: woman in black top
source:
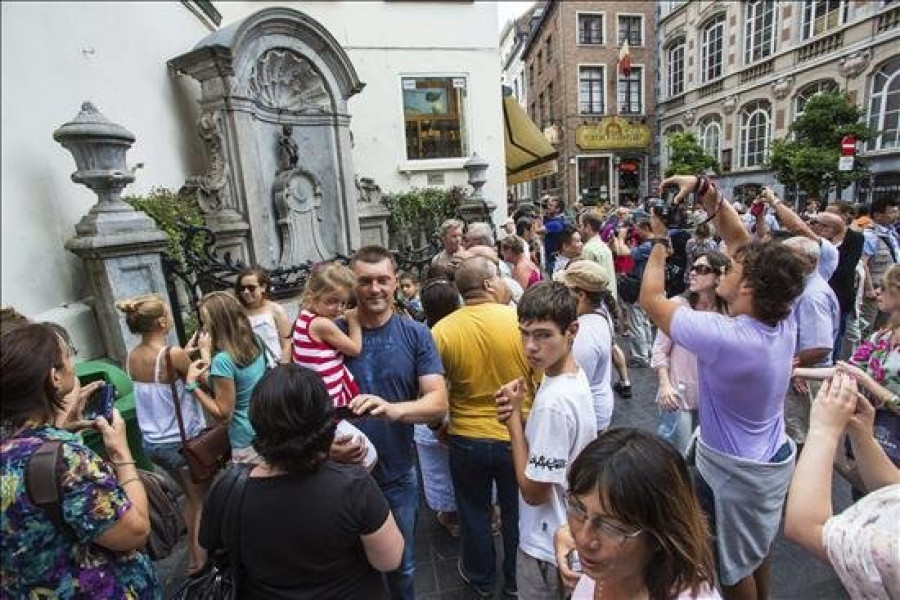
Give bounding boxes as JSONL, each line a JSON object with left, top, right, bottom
{"left": 201, "top": 365, "right": 403, "bottom": 599}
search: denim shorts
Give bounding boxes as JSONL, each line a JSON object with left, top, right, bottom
{"left": 143, "top": 440, "right": 186, "bottom": 473}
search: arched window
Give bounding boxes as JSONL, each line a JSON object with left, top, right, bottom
{"left": 744, "top": 0, "right": 775, "bottom": 64}
{"left": 739, "top": 100, "right": 771, "bottom": 168}
{"left": 700, "top": 15, "right": 726, "bottom": 83}
{"left": 794, "top": 79, "right": 839, "bottom": 117}
{"left": 868, "top": 57, "right": 900, "bottom": 151}
{"left": 698, "top": 116, "right": 722, "bottom": 162}
{"left": 666, "top": 38, "right": 685, "bottom": 97}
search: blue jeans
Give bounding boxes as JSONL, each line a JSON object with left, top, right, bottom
{"left": 833, "top": 309, "right": 850, "bottom": 363}
{"left": 448, "top": 435, "right": 519, "bottom": 593}
{"left": 379, "top": 467, "right": 419, "bottom": 600}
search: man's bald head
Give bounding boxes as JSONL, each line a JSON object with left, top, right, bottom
{"left": 455, "top": 256, "right": 502, "bottom": 302}
{"left": 810, "top": 211, "right": 845, "bottom": 242}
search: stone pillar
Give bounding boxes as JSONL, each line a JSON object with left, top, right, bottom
{"left": 54, "top": 102, "right": 171, "bottom": 365}
{"left": 355, "top": 176, "right": 391, "bottom": 248}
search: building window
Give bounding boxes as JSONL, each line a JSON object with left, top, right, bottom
{"left": 547, "top": 82, "right": 554, "bottom": 121}
{"left": 868, "top": 57, "right": 900, "bottom": 151}
{"left": 529, "top": 64, "right": 534, "bottom": 86}
{"left": 546, "top": 35, "right": 552, "bottom": 63}
{"left": 739, "top": 100, "right": 772, "bottom": 168}
{"left": 579, "top": 66, "right": 605, "bottom": 115}
{"left": 618, "top": 66, "right": 643, "bottom": 114}
{"left": 666, "top": 39, "right": 685, "bottom": 97}
{"left": 618, "top": 15, "right": 643, "bottom": 46}
{"left": 578, "top": 156, "right": 612, "bottom": 204}
{"left": 578, "top": 13, "right": 604, "bottom": 45}
{"left": 538, "top": 92, "right": 546, "bottom": 125}
{"left": 537, "top": 51, "right": 543, "bottom": 74}
{"left": 662, "top": 1, "right": 685, "bottom": 16}
{"left": 402, "top": 76, "right": 468, "bottom": 160}
{"left": 802, "top": 0, "right": 847, "bottom": 39}
{"left": 698, "top": 116, "right": 722, "bottom": 162}
{"left": 700, "top": 15, "right": 726, "bottom": 83}
{"left": 795, "top": 79, "right": 839, "bottom": 117}
{"left": 744, "top": 0, "right": 775, "bottom": 64}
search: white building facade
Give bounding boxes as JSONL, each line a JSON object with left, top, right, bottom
{"left": 1, "top": 1, "right": 505, "bottom": 359}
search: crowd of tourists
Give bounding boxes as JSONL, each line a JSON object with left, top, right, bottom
{"left": 2, "top": 173, "right": 899, "bottom": 600}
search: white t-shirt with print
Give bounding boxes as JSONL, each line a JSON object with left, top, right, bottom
{"left": 519, "top": 368, "right": 597, "bottom": 564}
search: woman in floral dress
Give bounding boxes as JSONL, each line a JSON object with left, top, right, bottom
{"left": 1, "top": 323, "right": 158, "bottom": 599}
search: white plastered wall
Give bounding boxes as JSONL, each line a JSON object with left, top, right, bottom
{"left": 1, "top": 2, "right": 210, "bottom": 356}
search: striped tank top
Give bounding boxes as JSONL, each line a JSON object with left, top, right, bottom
{"left": 291, "top": 309, "right": 360, "bottom": 407}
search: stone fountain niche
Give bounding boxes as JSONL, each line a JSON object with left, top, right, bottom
{"left": 170, "top": 7, "right": 365, "bottom": 267}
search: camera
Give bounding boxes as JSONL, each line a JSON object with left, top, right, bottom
{"left": 84, "top": 383, "right": 116, "bottom": 422}
{"left": 647, "top": 197, "right": 670, "bottom": 219}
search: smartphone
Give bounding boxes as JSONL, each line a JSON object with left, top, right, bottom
{"left": 84, "top": 383, "right": 116, "bottom": 422}
{"left": 333, "top": 405, "right": 364, "bottom": 421}
{"left": 567, "top": 550, "right": 582, "bottom": 573}
{"left": 750, "top": 200, "right": 765, "bottom": 217}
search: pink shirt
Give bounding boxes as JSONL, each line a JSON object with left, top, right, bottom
{"left": 572, "top": 576, "right": 721, "bottom": 599}
{"left": 651, "top": 297, "right": 699, "bottom": 411}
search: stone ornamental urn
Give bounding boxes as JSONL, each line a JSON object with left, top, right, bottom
{"left": 459, "top": 152, "right": 495, "bottom": 223}
{"left": 54, "top": 101, "right": 170, "bottom": 364}
{"left": 54, "top": 102, "right": 159, "bottom": 237}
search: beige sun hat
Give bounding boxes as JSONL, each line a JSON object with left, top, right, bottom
{"left": 560, "top": 260, "right": 610, "bottom": 293}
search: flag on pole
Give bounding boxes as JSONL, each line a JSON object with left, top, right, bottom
{"left": 618, "top": 39, "right": 631, "bottom": 76}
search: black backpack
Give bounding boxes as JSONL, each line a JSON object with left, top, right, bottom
{"left": 25, "top": 440, "right": 185, "bottom": 560}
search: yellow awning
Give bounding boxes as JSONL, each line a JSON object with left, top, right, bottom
{"left": 503, "top": 94, "right": 559, "bottom": 185}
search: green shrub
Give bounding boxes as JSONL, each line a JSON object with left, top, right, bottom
{"left": 123, "top": 187, "right": 206, "bottom": 270}
{"left": 381, "top": 186, "right": 466, "bottom": 247}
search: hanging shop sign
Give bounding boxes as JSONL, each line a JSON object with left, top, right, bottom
{"left": 576, "top": 117, "right": 652, "bottom": 151}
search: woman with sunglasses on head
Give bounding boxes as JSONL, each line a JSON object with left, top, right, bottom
{"left": 558, "top": 429, "right": 719, "bottom": 599}
{"left": 651, "top": 251, "right": 731, "bottom": 455}
{"left": 188, "top": 291, "right": 267, "bottom": 464}
{"left": 235, "top": 267, "right": 292, "bottom": 366}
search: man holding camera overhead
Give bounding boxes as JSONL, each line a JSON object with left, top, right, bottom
{"left": 639, "top": 175, "right": 806, "bottom": 600}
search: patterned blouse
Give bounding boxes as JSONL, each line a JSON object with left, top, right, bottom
{"left": 1, "top": 424, "right": 159, "bottom": 599}
{"left": 850, "top": 328, "right": 900, "bottom": 413}
{"left": 823, "top": 484, "right": 900, "bottom": 598}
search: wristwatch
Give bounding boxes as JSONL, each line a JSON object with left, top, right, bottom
{"left": 650, "top": 237, "right": 671, "bottom": 248}
{"left": 185, "top": 381, "right": 199, "bottom": 392}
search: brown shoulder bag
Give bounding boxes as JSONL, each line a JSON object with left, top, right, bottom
{"left": 166, "top": 348, "right": 231, "bottom": 483}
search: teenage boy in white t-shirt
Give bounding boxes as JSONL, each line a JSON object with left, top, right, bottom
{"left": 496, "top": 281, "right": 596, "bottom": 600}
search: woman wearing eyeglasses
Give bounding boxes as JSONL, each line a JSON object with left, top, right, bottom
{"left": 235, "top": 267, "right": 293, "bottom": 365}
{"left": 651, "top": 251, "right": 730, "bottom": 455}
{"left": 559, "top": 429, "right": 719, "bottom": 599}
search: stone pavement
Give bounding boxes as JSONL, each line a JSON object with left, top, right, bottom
{"left": 157, "top": 364, "right": 851, "bottom": 599}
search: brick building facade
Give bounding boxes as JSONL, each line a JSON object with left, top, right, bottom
{"left": 521, "top": 1, "right": 657, "bottom": 208}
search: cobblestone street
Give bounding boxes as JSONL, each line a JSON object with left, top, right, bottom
{"left": 157, "top": 364, "right": 851, "bottom": 600}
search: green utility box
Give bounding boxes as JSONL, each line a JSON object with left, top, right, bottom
{"left": 76, "top": 360, "right": 154, "bottom": 471}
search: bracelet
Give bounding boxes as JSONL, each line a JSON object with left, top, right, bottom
{"left": 695, "top": 175, "right": 711, "bottom": 197}
{"left": 119, "top": 477, "right": 141, "bottom": 487}
{"left": 650, "top": 237, "right": 671, "bottom": 248}
{"left": 112, "top": 460, "right": 136, "bottom": 467}
{"left": 185, "top": 381, "right": 199, "bottom": 392}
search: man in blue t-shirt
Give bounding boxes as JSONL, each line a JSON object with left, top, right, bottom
{"left": 339, "top": 246, "right": 448, "bottom": 600}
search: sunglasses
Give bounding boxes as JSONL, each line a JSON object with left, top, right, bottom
{"left": 239, "top": 284, "right": 259, "bottom": 292}
{"left": 690, "top": 264, "right": 715, "bottom": 275}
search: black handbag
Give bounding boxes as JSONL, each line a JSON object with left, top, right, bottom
{"left": 170, "top": 465, "right": 251, "bottom": 600}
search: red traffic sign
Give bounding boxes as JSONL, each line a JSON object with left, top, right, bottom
{"left": 841, "top": 135, "right": 856, "bottom": 156}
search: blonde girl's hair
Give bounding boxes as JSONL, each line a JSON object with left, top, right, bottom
{"left": 198, "top": 291, "right": 261, "bottom": 367}
{"left": 301, "top": 262, "right": 356, "bottom": 309}
{"left": 115, "top": 294, "right": 167, "bottom": 334}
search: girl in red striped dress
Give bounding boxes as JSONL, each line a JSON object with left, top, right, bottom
{"left": 292, "top": 263, "right": 362, "bottom": 407}
{"left": 292, "top": 263, "right": 377, "bottom": 469}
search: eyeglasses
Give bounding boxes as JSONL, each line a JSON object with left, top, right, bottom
{"left": 239, "top": 284, "right": 259, "bottom": 292}
{"left": 565, "top": 492, "right": 642, "bottom": 545}
{"left": 690, "top": 264, "right": 715, "bottom": 275}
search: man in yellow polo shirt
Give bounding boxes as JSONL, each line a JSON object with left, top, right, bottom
{"left": 432, "top": 256, "right": 534, "bottom": 599}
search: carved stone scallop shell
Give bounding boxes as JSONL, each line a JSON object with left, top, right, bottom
{"left": 248, "top": 49, "right": 331, "bottom": 112}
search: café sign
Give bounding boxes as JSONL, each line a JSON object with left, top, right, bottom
{"left": 576, "top": 117, "right": 652, "bottom": 151}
